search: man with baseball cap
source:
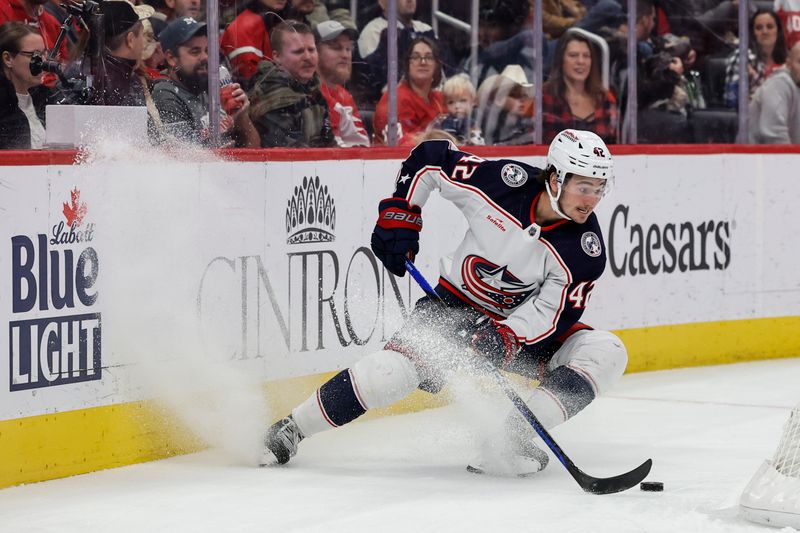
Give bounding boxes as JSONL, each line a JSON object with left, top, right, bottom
{"left": 315, "top": 20, "right": 369, "bottom": 147}
{"left": 88, "top": 0, "right": 153, "bottom": 105}
{"left": 152, "top": 16, "right": 259, "bottom": 146}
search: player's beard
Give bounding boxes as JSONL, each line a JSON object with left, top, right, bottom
{"left": 177, "top": 64, "right": 209, "bottom": 94}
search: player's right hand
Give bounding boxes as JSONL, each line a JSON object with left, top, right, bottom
{"left": 370, "top": 197, "right": 423, "bottom": 277}
{"left": 471, "top": 319, "right": 521, "bottom": 368}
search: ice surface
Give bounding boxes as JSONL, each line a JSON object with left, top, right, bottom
{"left": 2, "top": 358, "right": 800, "bottom": 533}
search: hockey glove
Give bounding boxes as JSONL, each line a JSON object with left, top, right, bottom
{"left": 370, "top": 198, "right": 423, "bottom": 277}
{"left": 471, "top": 319, "right": 521, "bottom": 368}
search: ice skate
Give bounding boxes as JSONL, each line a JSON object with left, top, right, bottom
{"left": 260, "top": 415, "right": 305, "bottom": 466}
{"left": 466, "top": 437, "right": 550, "bottom": 478}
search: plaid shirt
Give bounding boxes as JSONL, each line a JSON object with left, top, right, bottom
{"left": 723, "top": 49, "right": 782, "bottom": 108}
{"left": 541, "top": 90, "right": 618, "bottom": 145}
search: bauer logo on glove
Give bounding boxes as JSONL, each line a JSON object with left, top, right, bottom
{"left": 381, "top": 210, "right": 423, "bottom": 228}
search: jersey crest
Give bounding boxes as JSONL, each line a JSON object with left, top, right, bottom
{"left": 581, "top": 232, "right": 602, "bottom": 257}
{"left": 460, "top": 255, "right": 537, "bottom": 311}
{"left": 501, "top": 163, "right": 528, "bottom": 187}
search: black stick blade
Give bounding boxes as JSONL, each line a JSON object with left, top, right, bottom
{"left": 572, "top": 458, "right": 653, "bottom": 495}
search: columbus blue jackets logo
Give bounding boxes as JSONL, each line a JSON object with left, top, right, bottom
{"left": 581, "top": 232, "right": 602, "bottom": 257}
{"left": 461, "top": 255, "right": 537, "bottom": 311}
{"left": 500, "top": 164, "right": 528, "bottom": 187}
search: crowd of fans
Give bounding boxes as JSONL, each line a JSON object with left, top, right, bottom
{"left": 1, "top": 0, "right": 799, "bottom": 150}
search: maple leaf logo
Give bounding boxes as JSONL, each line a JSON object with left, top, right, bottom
{"left": 63, "top": 187, "right": 88, "bottom": 227}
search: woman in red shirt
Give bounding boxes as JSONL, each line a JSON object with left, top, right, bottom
{"left": 373, "top": 36, "right": 445, "bottom": 146}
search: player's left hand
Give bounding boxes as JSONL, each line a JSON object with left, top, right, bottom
{"left": 471, "top": 319, "right": 521, "bottom": 368}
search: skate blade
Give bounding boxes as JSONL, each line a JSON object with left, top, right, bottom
{"left": 258, "top": 450, "right": 281, "bottom": 467}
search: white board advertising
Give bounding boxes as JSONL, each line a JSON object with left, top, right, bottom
{"left": 0, "top": 151, "right": 798, "bottom": 421}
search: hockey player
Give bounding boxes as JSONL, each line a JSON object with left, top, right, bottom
{"left": 261, "top": 129, "right": 628, "bottom": 476}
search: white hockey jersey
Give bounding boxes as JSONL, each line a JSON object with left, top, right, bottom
{"left": 392, "top": 140, "right": 607, "bottom": 346}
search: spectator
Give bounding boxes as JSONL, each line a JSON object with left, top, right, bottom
{"left": 288, "top": 0, "right": 355, "bottom": 30}
{"left": 152, "top": 16, "right": 259, "bottom": 147}
{"left": 306, "top": 0, "right": 353, "bottom": 30}
{"left": 640, "top": 51, "right": 690, "bottom": 114}
{"left": 465, "top": 0, "right": 557, "bottom": 88}
{"left": 0, "top": 0, "right": 67, "bottom": 61}
{"left": 419, "top": 127, "right": 458, "bottom": 143}
{"left": 634, "top": 49, "right": 692, "bottom": 143}
{"left": 431, "top": 74, "right": 484, "bottom": 145}
{"left": 724, "top": 9, "right": 787, "bottom": 108}
{"left": 776, "top": 0, "right": 800, "bottom": 49}
{"left": 287, "top": 0, "right": 316, "bottom": 22}
{"left": 136, "top": 17, "right": 166, "bottom": 140}
{"left": 656, "top": 0, "right": 740, "bottom": 57}
{"left": 0, "top": 22, "right": 46, "bottom": 148}
{"left": 248, "top": 20, "right": 334, "bottom": 147}
{"left": 315, "top": 20, "right": 369, "bottom": 147}
{"left": 220, "top": 0, "right": 288, "bottom": 85}
{"left": 606, "top": 0, "right": 656, "bottom": 103}
{"left": 542, "top": 0, "right": 625, "bottom": 39}
{"left": 658, "top": 33, "right": 705, "bottom": 109}
{"left": 43, "top": 0, "right": 78, "bottom": 49}
{"left": 163, "top": 0, "right": 200, "bottom": 20}
{"left": 373, "top": 35, "right": 445, "bottom": 146}
{"left": 88, "top": 0, "right": 153, "bottom": 106}
{"left": 358, "top": 0, "right": 433, "bottom": 61}
{"left": 541, "top": 31, "right": 618, "bottom": 144}
{"left": 475, "top": 64, "right": 534, "bottom": 145}
{"left": 634, "top": 0, "right": 657, "bottom": 59}
{"left": 479, "top": 0, "right": 531, "bottom": 57}
{"left": 354, "top": 0, "right": 437, "bottom": 108}
{"left": 141, "top": 18, "right": 166, "bottom": 78}
{"left": 749, "top": 41, "right": 800, "bottom": 144}
{"left": 142, "top": 0, "right": 169, "bottom": 22}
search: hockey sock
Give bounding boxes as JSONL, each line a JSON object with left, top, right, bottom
{"left": 292, "top": 369, "right": 367, "bottom": 437}
{"left": 508, "top": 366, "right": 597, "bottom": 433}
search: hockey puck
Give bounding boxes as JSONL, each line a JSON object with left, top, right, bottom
{"left": 640, "top": 481, "right": 664, "bottom": 492}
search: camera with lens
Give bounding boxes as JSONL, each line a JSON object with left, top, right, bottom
{"left": 28, "top": 0, "right": 104, "bottom": 104}
{"left": 63, "top": 0, "right": 100, "bottom": 23}
{"left": 29, "top": 54, "right": 62, "bottom": 77}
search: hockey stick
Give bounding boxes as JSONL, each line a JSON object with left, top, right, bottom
{"left": 404, "top": 259, "right": 652, "bottom": 495}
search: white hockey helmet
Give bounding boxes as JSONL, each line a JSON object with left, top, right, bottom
{"left": 544, "top": 129, "right": 614, "bottom": 220}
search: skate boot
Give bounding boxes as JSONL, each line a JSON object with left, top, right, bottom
{"left": 260, "top": 415, "right": 305, "bottom": 466}
{"left": 467, "top": 437, "right": 550, "bottom": 478}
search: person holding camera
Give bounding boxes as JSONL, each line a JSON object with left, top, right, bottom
{"left": 0, "top": 21, "right": 47, "bottom": 148}
{"left": 152, "top": 16, "right": 259, "bottom": 147}
{"left": 88, "top": 0, "right": 153, "bottom": 106}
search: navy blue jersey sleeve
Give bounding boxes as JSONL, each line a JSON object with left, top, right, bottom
{"left": 391, "top": 139, "right": 471, "bottom": 207}
{"left": 392, "top": 140, "right": 542, "bottom": 226}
